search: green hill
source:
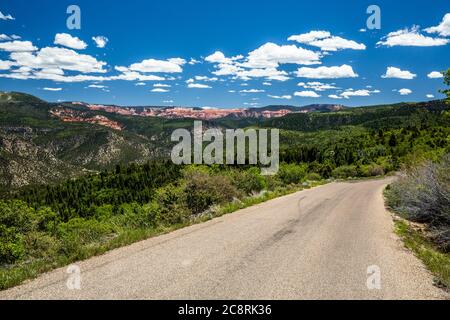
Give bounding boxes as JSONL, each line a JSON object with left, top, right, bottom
{"left": 262, "top": 100, "right": 448, "bottom": 131}
{"left": 0, "top": 92, "right": 182, "bottom": 191}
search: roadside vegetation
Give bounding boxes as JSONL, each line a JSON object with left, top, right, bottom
{"left": 385, "top": 154, "right": 450, "bottom": 288}
{"left": 0, "top": 163, "right": 324, "bottom": 290}
{"left": 385, "top": 69, "right": 450, "bottom": 289}
{"left": 394, "top": 220, "right": 450, "bottom": 289}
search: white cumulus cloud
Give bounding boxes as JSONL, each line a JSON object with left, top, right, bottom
{"left": 294, "top": 90, "right": 321, "bottom": 98}
{"left": 268, "top": 95, "right": 292, "bottom": 100}
{"left": 0, "top": 11, "right": 14, "bottom": 20}
{"left": 187, "top": 83, "right": 211, "bottom": 89}
{"left": 382, "top": 67, "right": 416, "bottom": 80}
{"left": 195, "top": 75, "right": 218, "bottom": 82}
{"left": 333, "top": 88, "right": 381, "bottom": 99}
{"left": 243, "top": 42, "right": 321, "bottom": 68}
{"left": 237, "top": 68, "right": 290, "bottom": 81}
{"left": 10, "top": 47, "right": 107, "bottom": 73}
{"left": 54, "top": 33, "right": 87, "bottom": 50}
{"left": 127, "top": 58, "right": 185, "bottom": 73}
{"left": 205, "top": 44, "right": 318, "bottom": 82}
{"left": 151, "top": 88, "right": 169, "bottom": 93}
{"left": 295, "top": 64, "right": 358, "bottom": 79}
{"left": 0, "top": 34, "right": 19, "bottom": 41}
{"left": 427, "top": 71, "right": 444, "bottom": 79}
{"left": 0, "top": 40, "right": 37, "bottom": 52}
{"left": 377, "top": 26, "right": 448, "bottom": 47}
{"left": 398, "top": 88, "right": 412, "bottom": 95}
{"left": 88, "top": 84, "right": 108, "bottom": 89}
{"left": 341, "top": 89, "right": 371, "bottom": 98}
{"left": 425, "top": 13, "right": 450, "bottom": 37}
{"left": 92, "top": 36, "right": 108, "bottom": 48}
{"left": 288, "top": 30, "right": 366, "bottom": 51}
{"left": 0, "top": 60, "right": 14, "bottom": 70}
{"left": 188, "top": 58, "right": 200, "bottom": 65}
{"left": 298, "top": 81, "right": 339, "bottom": 91}
{"left": 240, "top": 89, "right": 265, "bottom": 93}
{"left": 204, "top": 51, "right": 243, "bottom": 64}
{"left": 153, "top": 83, "right": 171, "bottom": 88}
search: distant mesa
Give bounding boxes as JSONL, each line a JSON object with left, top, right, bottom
{"left": 50, "top": 108, "right": 123, "bottom": 131}
{"left": 78, "top": 102, "right": 347, "bottom": 121}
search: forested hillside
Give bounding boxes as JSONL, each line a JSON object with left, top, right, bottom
{"left": 263, "top": 100, "right": 447, "bottom": 131}
{"left": 1, "top": 90, "right": 448, "bottom": 192}
{"left": 0, "top": 92, "right": 192, "bottom": 191}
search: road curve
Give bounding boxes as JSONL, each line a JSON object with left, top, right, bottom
{"left": 1, "top": 178, "right": 447, "bottom": 300}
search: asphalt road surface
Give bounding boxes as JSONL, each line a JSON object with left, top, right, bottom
{"left": 1, "top": 178, "right": 448, "bottom": 300}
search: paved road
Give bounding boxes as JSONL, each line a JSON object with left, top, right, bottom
{"left": 1, "top": 178, "right": 447, "bottom": 300}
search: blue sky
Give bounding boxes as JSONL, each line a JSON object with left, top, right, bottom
{"left": 0, "top": 0, "right": 449, "bottom": 108}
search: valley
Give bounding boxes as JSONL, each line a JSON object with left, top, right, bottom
{"left": 0, "top": 91, "right": 448, "bottom": 191}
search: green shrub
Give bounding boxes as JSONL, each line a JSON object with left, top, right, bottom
{"left": 264, "top": 175, "right": 284, "bottom": 191}
{"left": 0, "top": 225, "right": 25, "bottom": 264}
{"left": 0, "top": 200, "right": 36, "bottom": 233}
{"left": 307, "top": 161, "right": 333, "bottom": 178}
{"left": 57, "top": 218, "right": 114, "bottom": 256}
{"left": 183, "top": 169, "right": 239, "bottom": 214}
{"left": 113, "top": 202, "right": 159, "bottom": 229}
{"left": 332, "top": 165, "right": 358, "bottom": 179}
{"left": 368, "top": 164, "right": 385, "bottom": 176}
{"left": 23, "top": 231, "right": 60, "bottom": 260}
{"left": 34, "top": 207, "right": 59, "bottom": 233}
{"left": 229, "top": 168, "right": 266, "bottom": 194}
{"left": 306, "top": 172, "right": 322, "bottom": 181}
{"left": 154, "top": 184, "right": 190, "bottom": 225}
{"left": 357, "top": 164, "right": 385, "bottom": 177}
{"left": 94, "top": 204, "right": 114, "bottom": 221}
{"left": 278, "top": 163, "right": 308, "bottom": 184}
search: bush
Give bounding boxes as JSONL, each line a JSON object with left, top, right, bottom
{"left": 278, "top": 163, "right": 308, "bottom": 184}
{"left": 94, "top": 204, "right": 114, "bottom": 221}
{"left": 308, "top": 161, "right": 333, "bottom": 178}
{"left": 358, "top": 164, "right": 385, "bottom": 177}
{"left": 153, "top": 184, "right": 190, "bottom": 225}
{"left": 113, "top": 202, "right": 159, "bottom": 229}
{"left": 183, "top": 169, "right": 239, "bottom": 214}
{"left": 57, "top": 218, "right": 114, "bottom": 256}
{"left": 306, "top": 172, "right": 322, "bottom": 181}
{"left": 386, "top": 155, "right": 450, "bottom": 224}
{"left": 229, "top": 168, "right": 266, "bottom": 194}
{"left": 264, "top": 175, "right": 284, "bottom": 191}
{"left": 0, "top": 200, "right": 36, "bottom": 233}
{"left": 34, "top": 207, "right": 59, "bottom": 233}
{"left": 23, "top": 231, "right": 60, "bottom": 260}
{"left": 368, "top": 164, "right": 385, "bottom": 176}
{"left": 386, "top": 154, "right": 450, "bottom": 251}
{"left": 0, "top": 225, "right": 25, "bottom": 264}
{"left": 332, "top": 165, "right": 358, "bottom": 179}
